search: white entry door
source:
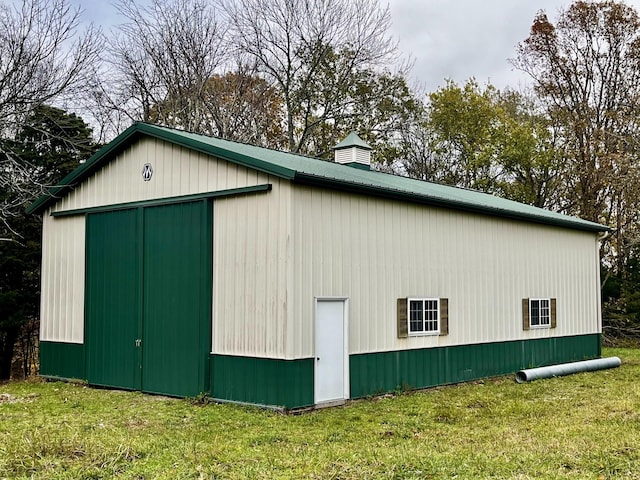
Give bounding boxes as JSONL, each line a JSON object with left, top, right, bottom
{"left": 314, "top": 298, "right": 349, "bottom": 405}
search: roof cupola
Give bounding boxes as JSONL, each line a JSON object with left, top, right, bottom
{"left": 333, "top": 132, "right": 371, "bottom": 170}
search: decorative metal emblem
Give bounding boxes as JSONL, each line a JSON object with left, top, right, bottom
{"left": 141, "top": 163, "right": 153, "bottom": 181}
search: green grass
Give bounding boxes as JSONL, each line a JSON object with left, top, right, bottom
{"left": 1, "top": 348, "right": 639, "bottom": 479}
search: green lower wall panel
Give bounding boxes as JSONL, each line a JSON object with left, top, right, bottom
{"left": 350, "top": 334, "right": 602, "bottom": 398}
{"left": 39, "top": 335, "right": 601, "bottom": 406}
{"left": 209, "top": 355, "right": 314, "bottom": 409}
{"left": 39, "top": 341, "right": 86, "bottom": 380}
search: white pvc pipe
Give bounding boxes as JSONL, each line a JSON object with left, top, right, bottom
{"left": 515, "top": 357, "right": 621, "bottom": 383}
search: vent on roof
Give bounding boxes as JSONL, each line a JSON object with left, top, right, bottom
{"left": 333, "top": 132, "right": 371, "bottom": 170}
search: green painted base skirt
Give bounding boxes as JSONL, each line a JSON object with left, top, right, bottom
{"left": 39, "top": 334, "right": 601, "bottom": 408}
{"left": 209, "top": 355, "right": 314, "bottom": 409}
{"left": 349, "top": 334, "right": 602, "bottom": 398}
{"left": 39, "top": 341, "right": 85, "bottom": 380}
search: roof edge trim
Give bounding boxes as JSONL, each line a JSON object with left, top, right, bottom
{"left": 133, "top": 124, "right": 297, "bottom": 180}
{"left": 26, "top": 123, "right": 297, "bottom": 215}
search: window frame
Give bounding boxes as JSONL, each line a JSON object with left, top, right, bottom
{"left": 407, "top": 297, "right": 440, "bottom": 336}
{"left": 529, "top": 298, "right": 551, "bottom": 329}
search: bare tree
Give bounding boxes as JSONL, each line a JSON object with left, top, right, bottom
{"left": 199, "top": 69, "right": 286, "bottom": 147}
{"left": 0, "top": 0, "right": 101, "bottom": 231}
{"left": 109, "top": 0, "right": 227, "bottom": 131}
{"left": 513, "top": 2, "right": 640, "bottom": 218}
{"left": 222, "top": 0, "right": 398, "bottom": 154}
{"left": 512, "top": 1, "right": 640, "bottom": 272}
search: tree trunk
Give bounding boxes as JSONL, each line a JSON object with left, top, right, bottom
{"left": 0, "top": 327, "right": 19, "bottom": 380}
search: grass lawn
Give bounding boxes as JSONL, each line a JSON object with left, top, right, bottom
{"left": 1, "top": 347, "right": 639, "bottom": 479}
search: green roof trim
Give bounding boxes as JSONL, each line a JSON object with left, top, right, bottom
{"left": 25, "top": 122, "right": 298, "bottom": 215}
{"left": 27, "top": 123, "right": 609, "bottom": 233}
{"left": 50, "top": 184, "right": 272, "bottom": 217}
{"left": 333, "top": 131, "right": 372, "bottom": 151}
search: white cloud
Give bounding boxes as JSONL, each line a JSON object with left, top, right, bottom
{"left": 71, "top": 0, "right": 640, "bottom": 95}
{"left": 387, "top": 0, "right": 640, "bottom": 93}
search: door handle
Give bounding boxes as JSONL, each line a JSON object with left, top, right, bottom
{"left": 135, "top": 339, "right": 142, "bottom": 347}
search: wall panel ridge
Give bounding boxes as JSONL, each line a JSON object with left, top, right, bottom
{"left": 39, "top": 213, "right": 85, "bottom": 343}
{"left": 291, "top": 185, "right": 602, "bottom": 356}
{"left": 212, "top": 178, "right": 293, "bottom": 359}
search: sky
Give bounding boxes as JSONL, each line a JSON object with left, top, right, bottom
{"left": 385, "top": 0, "right": 640, "bottom": 93}
{"left": 72, "top": 0, "right": 640, "bottom": 94}
{"left": 387, "top": 0, "right": 565, "bottom": 92}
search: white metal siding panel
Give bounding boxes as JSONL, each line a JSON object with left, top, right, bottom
{"left": 39, "top": 213, "right": 85, "bottom": 343}
{"left": 51, "top": 137, "right": 270, "bottom": 213}
{"left": 212, "top": 178, "right": 292, "bottom": 358}
{"left": 595, "top": 237, "right": 603, "bottom": 332}
{"left": 291, "top": 185, "right": 601, "bottom": 356}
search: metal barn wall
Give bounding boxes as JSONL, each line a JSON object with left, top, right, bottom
{"left": 212, "top": 178, "right": 293, "bottom": 358}
{"left": 41, "top": 136, "right": 274, "bottom": 347}
{"left": 290, "top": 185, "right": 601, "bottom": 357}
{"left": 40, "top": 133, "right": 601, "bottom": 362}
{"left": 40, "top": 214, "right": 85, "bottom": 343}
{"left": 50, "top": 137, "right": 272, "bottom": 213}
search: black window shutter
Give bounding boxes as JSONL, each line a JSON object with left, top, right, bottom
{"left": 522, "top": 298, "right": 530, "bottom": 330}
{"left": 439, "top": 298, "right": 449, "bottom": 335}
{"left": 397, "top": 298, "right": 408, "bottom": 338}
{"left": 550, "top": 298, "right": 557, "bottom": 328}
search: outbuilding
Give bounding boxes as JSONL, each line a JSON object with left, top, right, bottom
{"left": 28, "top": 123, "right": 608, "bottom": 409}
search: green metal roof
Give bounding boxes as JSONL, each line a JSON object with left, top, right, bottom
{"left": 333, "top": 132, "right": 372, "bottom": 151}
{"left": 27, "top": 122, "right": 608, "bottom": 233}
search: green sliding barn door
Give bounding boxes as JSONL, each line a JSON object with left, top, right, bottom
{"left": 142, "top": 202, "right": 207, "bottom": 397}
{"left": 85, "top": 201, "right": 211, "bottom": 397}
{"left": 86, "top": 209, "right": 142, "bottom": 390}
